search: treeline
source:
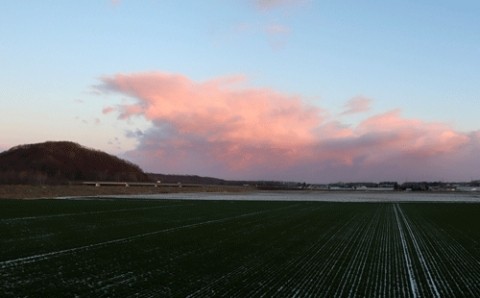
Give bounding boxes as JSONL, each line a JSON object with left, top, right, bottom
{"left": 147, "top": 173, "right": 227, "bottom": 185}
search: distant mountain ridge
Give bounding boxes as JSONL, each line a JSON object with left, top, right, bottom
{"left": 0, "top": 141, "right": 150, "bottom": 184}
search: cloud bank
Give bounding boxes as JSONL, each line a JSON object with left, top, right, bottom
{"left": 96, "top": 72, "right": 480, "bottom": 182}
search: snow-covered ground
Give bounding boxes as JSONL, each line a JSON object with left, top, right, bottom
{"left": 79, "top": 191, "right": 480, "bottom": 203}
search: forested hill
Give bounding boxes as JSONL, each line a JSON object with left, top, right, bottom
{"left": 0, "top": 141, "right": 150, "bottom": 184}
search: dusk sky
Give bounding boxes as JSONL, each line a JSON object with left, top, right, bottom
{"left": 1, "top": 1, "right": 479, "bottom": 183}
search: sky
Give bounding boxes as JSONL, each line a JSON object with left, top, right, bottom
{"left": 1, "top": 0, "right": 479, "bottom": 183}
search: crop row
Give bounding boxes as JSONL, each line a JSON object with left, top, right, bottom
{"left": 1, "top": 199, "right": 480, "bottom": 296}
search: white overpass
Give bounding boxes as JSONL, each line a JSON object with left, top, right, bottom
{"left": 81, "top": 181, "right": 201, "bottom": 188}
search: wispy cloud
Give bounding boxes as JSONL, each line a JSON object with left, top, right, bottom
{"left": 96, "top": 71, "right": 480, "bottom": 182}
{"left": 253, "top": 0, "right": 308, "bottom": 11}
{"left": 264, "top": 23, "right": 291, "bottom": 49}
{"left": 265, "top": 23, "right": 291, "bottom": 35}
{"left": 341, "top": 96, "right": 372, "bottom": 115}
{"left": 230, "top": 22, "right": 292, "bottom": 49}
{"left": 239, "top": 0, "right": 307, "bottom": 49}
{"left": 102, "top": 106, "right": 115, "bottom": 114}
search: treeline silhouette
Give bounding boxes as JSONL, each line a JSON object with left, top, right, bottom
{"left": 147, "top": 173, "right": 229, "bottom": 185}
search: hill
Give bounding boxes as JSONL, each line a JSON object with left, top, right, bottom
{"left": 0, "top": 141, "right": 150, "bottom": 184}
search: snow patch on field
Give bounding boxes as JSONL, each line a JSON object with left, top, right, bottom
{"left": 87, "top": 191, "right": 480, "bottom": 203}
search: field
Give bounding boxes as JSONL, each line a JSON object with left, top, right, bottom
{"left": 1, "top": 194, "right": 480, "bottom": 297}
{"left": 0, "top": 184, "right": 251, "bottom": 199}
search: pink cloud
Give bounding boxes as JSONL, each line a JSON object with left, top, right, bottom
{"left": 97, "top": 72, "right": 480, "bottom": 182}
{"left": 102, "top": 106, "right": 115, "bottom": 114}
{"left": 341, "top": 96, "right": 372, "bottom": 115}
{"left": 99, "top": 72, "right": 321, "bottom": 148}
{"left": 356, "top": 110, "right": 469, "bottom": 157}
